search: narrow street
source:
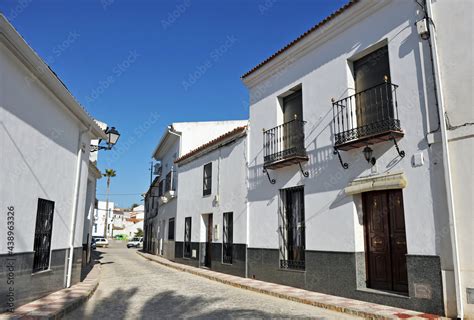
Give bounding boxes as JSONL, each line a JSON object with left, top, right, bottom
{"left": 66, "top": 241, "right": 357, "bottom": 319}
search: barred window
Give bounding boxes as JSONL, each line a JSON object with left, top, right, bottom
{"left": 223, "top": 212, "right": 233, "bottom": 264}
{"left": 33, "top": 199, "right": 55, "bottom": 273}
{"left": 168, "top": 218, "right": 175, "bottom": 240}
{"left": 203, "top": 163, "right": 212, "bottom": 196}
{"left": 279, "top": 186, "right": 305, "bottom": 270}
{"left": 184, "top": 217, "right": 192, "bottom": 258}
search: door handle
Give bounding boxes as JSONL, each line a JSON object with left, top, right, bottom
{"left": 373, "top": 240, "right": 382, "bottom": 245}
{"left": 396, "top": 240, "right": 406, "bottom": 245}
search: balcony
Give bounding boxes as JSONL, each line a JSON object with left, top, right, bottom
{"left": 263, "top": 119, "right": 308, "bottom": 169}
{"left": 332, "top": 82, "right": 403, "bottom": 151}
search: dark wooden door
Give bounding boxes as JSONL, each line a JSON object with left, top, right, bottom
{"left": 205, "top": 214, "right": 213, "bottom": 268}
{"left": 363, "top": 190, "right": 407, "bottom": 294}
{"left": 354, "top": 46, "right": 393, "bottom": 127}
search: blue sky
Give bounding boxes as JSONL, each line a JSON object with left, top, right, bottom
{"left": 1, "top": 0, "right": 347, "bottom": 208}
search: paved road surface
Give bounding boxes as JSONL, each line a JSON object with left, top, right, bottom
{"left": 66, "top": 241, "right": 358, "bottom": 319}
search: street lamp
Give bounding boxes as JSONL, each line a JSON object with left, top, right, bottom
{"left": 90, "top": 126, "right": 121, "bottom": 152}
{"left": 363, "top": 146, "right": 376, "bottom": 165}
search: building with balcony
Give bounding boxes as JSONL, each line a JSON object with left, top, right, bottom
{"left": 174, "top": 125, "right": 248, "bottom": 276}
{"left": 146, "top": 121, "right": 247, "bottom": 261}
{"left": 241, "top": 0, "right": 472, "bottom": 317}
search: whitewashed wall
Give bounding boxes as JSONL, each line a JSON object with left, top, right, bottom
{"left": 0, "top": 41, "right": 94, "bottom": 253}
{"left": 245, "top": 0, "right": 447, "bottom": 257}
{"left": 175, "top": 135, "right": 248, "bottom": 246}
{"left": 432, "top": 0, "right": 474, "bottom": 316}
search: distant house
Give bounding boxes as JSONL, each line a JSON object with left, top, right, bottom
{"left": 174, "top": 125, "right": 248, "bottom": 276}
{"left": 93, "top": 201, "right": 115, "bottom": 238}
{"left": 145, "top": 121, "right": 247, "bottom": 261}
{"left": 0, "top": 14, "right": 108, "bottom": 311}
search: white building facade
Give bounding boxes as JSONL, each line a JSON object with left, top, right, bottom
{"left": 145, "top": 121, "right": 247, "bottom": 261}
{"left": 242, "top": 0, "right": 472, "bottom": 317}
{"left": 92, "top": 200, "right": 115, "bottom": 238}
{"left": 174, "top": 126, "right": 248, "bottom": 277}
{"left": 0, "top": 15, "right": 107, "bottom": 311}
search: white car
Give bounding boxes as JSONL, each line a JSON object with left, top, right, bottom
{"left": 94, "top": 237, "right": 109, "bottom": 248}
{"left": 127, "top": 237, "right": 143, "bottom": 248}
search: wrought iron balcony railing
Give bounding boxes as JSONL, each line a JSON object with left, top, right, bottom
{"left": 332, "top": 82, "right": 403, "bottom": 150}
{"left": 263, "top": 119, "right": 307, "bottom": 169}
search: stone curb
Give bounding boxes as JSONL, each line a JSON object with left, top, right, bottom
{"left": 136, "top": 251, "right": 448, "bottom": 320}
{"left": 0, "top": 262, "right": 101, "bottom": 320}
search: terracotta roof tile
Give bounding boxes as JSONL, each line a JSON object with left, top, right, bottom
{"left": 175, "top": 126, "right": 247, "bottom": 164}
{"left": 241, "top": 0, "right": 359, "bottom": 79}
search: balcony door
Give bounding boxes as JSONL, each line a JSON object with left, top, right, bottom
{"left": 354, "top": 46, "right": 393, "bottom": 129}
{"left": 282, "top": 90, "right": 304, "bottom": 154}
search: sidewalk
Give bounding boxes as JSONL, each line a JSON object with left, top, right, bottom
{"left": 0, "top": 263, "right": 100, "bottom": 320}
{"left": 137, "top": 251, "right": 446, "bottom": 320}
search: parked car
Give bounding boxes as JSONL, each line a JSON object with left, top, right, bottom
{"left": 127, "top": 237, "right": 143, "bottom": 248}
{"left": 93, "top": 237, "right": 109, "bottom": 248}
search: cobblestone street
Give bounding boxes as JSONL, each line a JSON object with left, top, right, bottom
{"left": 66, "top": 241, "right": 357, "bottom": 319}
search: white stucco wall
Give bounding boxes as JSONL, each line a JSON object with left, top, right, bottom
{"left": 0, "top": 41, "right": 94, "bottom": 253}
{"left": 175, "top": 134, "right": 248, "bottom": 247}
{"left": 431, "top": 0, "right": 474, "bottom": 316}
{"left": 92, "top": 201, "right": 115, "bottom": 237}
{"left": 245, "top": 0, "right": 447, "bottom": 258}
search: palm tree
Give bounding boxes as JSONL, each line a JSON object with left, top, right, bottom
{"left": 103, "top": 169, "right": 116, "bottom": 239}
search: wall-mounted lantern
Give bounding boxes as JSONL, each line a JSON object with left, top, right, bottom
{"left": 363, "top": 146, "right": 376, "bottom": 165}
{"left": 90, "top": 126, "right": 121, "bottom": 152}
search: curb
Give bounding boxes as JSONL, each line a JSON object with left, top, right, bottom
{"left": 0, "top": 262, "right": 101, "bottom": 320}
{"left": 137, "top": 251, "right": 447, "bottom": 320}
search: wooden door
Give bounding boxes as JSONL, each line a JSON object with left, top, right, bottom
{"left": 363, "top": 190, "right": 408, "bottom": 294}
{"left": 205, "top": 214, "right": 213, "bottom": 268}
{"left": 282, "top": 90, "right": 304, "bottom": 153}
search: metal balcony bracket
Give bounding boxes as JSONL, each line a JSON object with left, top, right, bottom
{"left": 391, "top": 135, "right": 405, "bottom": 158}
{"left": 333, "top": 148, "right": 349, "bottom": 169}
{"left": 298, "top": 162, "right": 309, "bottom": 177}
{"left": 263, "top": 168, "right": 276, "bottom": 184}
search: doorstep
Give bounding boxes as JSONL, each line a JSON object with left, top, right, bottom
{"left": 0, "top": 262, "right": 100, "bottom": 320}
{"left": 136, "top": 251, "right": 447, "bottom": 320}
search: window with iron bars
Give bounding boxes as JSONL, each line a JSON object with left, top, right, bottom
{"left": 168, "top": 218, "right": 175, "bottom": 240}
{"left": 278, "top": 186, "right": 305, "bottom": 270}
{"left": 223, "top": 212, "right": 233, "bottom": 264}
{"left": 33, "top": 198, "right": 55, "bottom": 273}
{"left": 184, "top": 217, "right": 192, "bottom": 258}
{"left": 165, "top": 169, "right": 176, "bottom": 192}
{"left": 158, "top": 180, "right": 164, "bottom": 197}
{"left": 203, "top": 163, "right": 212, "bottom": 196}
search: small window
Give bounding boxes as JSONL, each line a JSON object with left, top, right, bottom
{"left": 168, "top": 218, "right": 175, "bottom": 240}
{"left": 184, "top": 217, "right": 192, "bottom": 258}
{"left": 33, "top": 198, "right": 55, "bottom": 273}
{"left": 223, "top": 212, "right": 233, "bottom": 264}
{"left": 158, "top": 180, "right": 164, "bottom": 197}
{"left": 203, "top": 163, "right": 212, "bottom": 196}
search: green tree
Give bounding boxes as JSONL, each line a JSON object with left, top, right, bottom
{"left": 102, "top": 169, "right": 116, "bottom": 238}
{"left": 134, "top": 228, "right": 144, "bottom": 237}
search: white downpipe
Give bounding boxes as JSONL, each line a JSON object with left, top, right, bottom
{"left": 66, "top": 125, "right": 90, "bottom": 288}
{"left": 425, "top": 1, "right": 463, "bottom": 317}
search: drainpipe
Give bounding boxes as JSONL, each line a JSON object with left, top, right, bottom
{"left": 423, "top": 1, "right": 463, "bottom": 317}
{"left": 66, "top": 125, "right": 91, "bottom": 288}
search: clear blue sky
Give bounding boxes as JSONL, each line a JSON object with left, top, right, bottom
{"left": 1, "top": 0, "right": 347, "bottom": 208}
